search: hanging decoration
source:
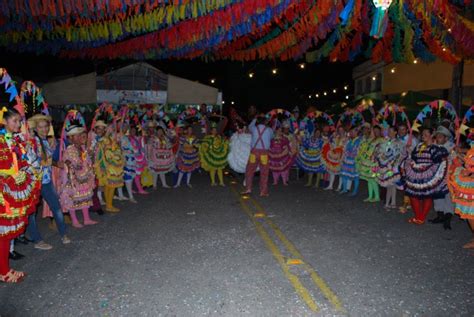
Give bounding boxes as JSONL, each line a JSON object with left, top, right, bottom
{"left": 0, "top": 0, "right": 472, "bottom": 63}
{"left": 370, "top": 0, "right": 393, "bottom": 38}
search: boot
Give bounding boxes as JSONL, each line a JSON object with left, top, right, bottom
{"left": 443, "top": 213, "right": 452, "bottom": 230}
{"left": 429, "top": 211, "right": 444, "bottom": 224}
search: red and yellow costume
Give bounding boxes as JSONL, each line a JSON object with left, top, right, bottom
{"left": 0, "top": 130, "right": 41, "bottom": 276}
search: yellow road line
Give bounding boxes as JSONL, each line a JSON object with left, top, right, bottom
{"left": 247, "top": 193, "right": 345, "bottom": 313}
{"left": 230, "top": 186, "right": 319, "bottom": 312}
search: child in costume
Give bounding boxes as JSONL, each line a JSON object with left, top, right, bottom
{"left": 356, "top": 124, "right": 384, "bottom": 202}
{"left": 297, "top": 128, "right": 325, "bottom": 187}
{"left": 199, "top": 122, "right": 229, "bottom": 186}
{"left": 175, "top": 126, "right": 200, "bottom": 188}
{"left": 269, "top": 127, "right": 293, "bottom": 186}
{"left": 121, "top": 122, "right": 148, "bottom": 202}
{"left": 0, "top": 107, "right": 41, "bottom": 283}
{"left": 59, "top": 114, "right": 98, "bottom": 228}
{"left": 429, "top": 126, "right": 455, "bottom": 230}
{"left": 449, "top": 146, "right": 474, "bottom": 248}
{"left": 339, "top": 127, "right": 362, "bottom": 195}
{"left": 374, "top": 126, "right": 404, "bottom": 210}
{"left": 322, "top": 126, "right": 346, "bottom": 190}
{"left": 242, "top": 116, "right": 274, "bottom": 197}
{"left": 28, "top": 114, "right": 70, "bottom": 246}
{"left": 146, "top": 124, "right": 175, "bottom": 189}
{"left": 93, "top": 119, "right": 125, "bottom": 213}
{"left": 402, "top": 128, "right": 449, "bottom": 225}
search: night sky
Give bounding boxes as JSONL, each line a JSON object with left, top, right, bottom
{"left": 1, "top": 49, "right": 356, "bottom": 113}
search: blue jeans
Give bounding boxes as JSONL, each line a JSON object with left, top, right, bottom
{"left": 27, "top": 182, "right": 67, "bottom": 241}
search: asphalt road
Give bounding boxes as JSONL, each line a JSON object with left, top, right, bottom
{"left": 1, "top": 171, "right": 473, "bottom": 316}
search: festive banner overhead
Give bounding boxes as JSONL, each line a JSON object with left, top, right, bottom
{"left": 0, "top": 0, "right": 472, "bottom": 62}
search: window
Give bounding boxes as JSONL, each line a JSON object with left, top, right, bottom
{"left": 365, "top": 77, "right": 372, "bottom": 93}
{"left": 357, "top": 79, "right": 363, "bottom": 95}
{"left": 375, "top": 73, "right": 382, "bottom": 91}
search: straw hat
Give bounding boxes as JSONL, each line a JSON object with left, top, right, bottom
{"left": 434, "top": 126, "right": 451, "bottom": 138}
{"left": 27, "top": 113, "right": 52, "bottom": 129}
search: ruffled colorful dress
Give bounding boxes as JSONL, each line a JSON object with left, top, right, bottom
{"left": 449, "top": 149, "right": 474, "bottom": 220}
{"left": 59, "top": 145, "right": 96, "bottom": 211}
{"left": 340, "top": 137, "right": 362, "bottom": 178}
{"left": 228, "top": 133, "right": 252, "bottom": 174}
{"left": 374, "top": 138, "right": 404, "bottom": 187}
{"left": 356, "top": 137, "right": 383, "bottom": 181}
{"left": 0, "top": 131, "right": 41, "bottom": 240}
{"left": 322, "top": 135, "right": 346, "bottom": 174}
{"left": 269, "top": 135, "right": 294, "bottom": 173}
{"left": 94, "top": 136, "right": 125, "bottom": 188}
{"left": 199, "top": 135, "right": 229, "bottom": 171}
{"left": 176, "top": 136, "right": 200, "bottom": 173}
{"left": 147, "top": 135, "right": 175, "bottom": 173}
{"left": 296, "top": 136, "right": 325, "bottom": 173}
{"left": 403, "top": 143, "right": 449, "bottom": 199}
{"left": 121, "top": 135, "right": 147, "bottom": 181}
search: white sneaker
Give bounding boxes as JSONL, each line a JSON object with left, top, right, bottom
{"left": 129, "top": 198, "right": 138, "bottom": 204}
{"left": 34, "top": 241, "right": 53, "bottom": 250}
{"left": 61, "top": 235, "right": 71, "bottom": 244}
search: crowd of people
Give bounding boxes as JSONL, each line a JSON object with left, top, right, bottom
{"left": 0, "top": 100, "right": 473, "bottom": 284}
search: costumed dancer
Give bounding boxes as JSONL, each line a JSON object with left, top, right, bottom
{"left": 199, "top": 122, "right": 229, "bottom": 186}
{"left": 449, "top": 146, "right": 474, "bottom": 249}
{"left": 374, "top": 126, "right": 404, "bottom": 210}
{"left": 121, "top": 117, "right": 148, "bottom": 203}
{"left": 146, "top": 123, "right": 175, "bottom": 189}
{"left": 297, "top": 128, "right": 325, "bottom": 187}
{"left": 356, "top": 124, "right": 384, "bottom": 202}
{"left": 175, "top": 125, "right": 200, "bottom": 188}
{"left": 398, "top": 123, "right": 418, "bottom": 213}
{"left": 402, "top": 128, "right": 449, "bottom": 225}
{"left": 242, "top": 115, "right": 274, "bottom": 197}
{"left": 28, "top": 114, "right": 70, "bottom": 246}
{"left": 322, "top": 126, "right": 346, "bottom": 190}
{"left": 92, "top": 114, "right": 125, "bottom": 213}
{"left": 339, "top": 127, "right": 362, "bottom": 195}
{"left": 269, "top": 126, "right": 293, "bottom": 186}
{"left": 227, "top": 125, "right": 252, "bottom": 178}
{"left": 0, "top": 107, "right": 41, "bottom": 283}
{"left": 429, "top": 126, "right": 455, "bottom": 229}
{"left": 59, "top": 111, "right": 98, "bottom": 228}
